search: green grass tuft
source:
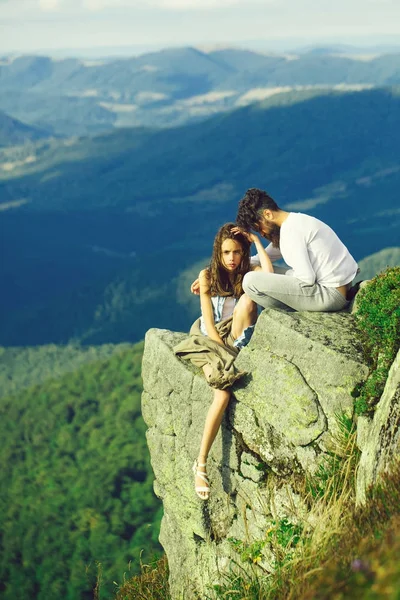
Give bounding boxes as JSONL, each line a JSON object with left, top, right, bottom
{"left": 114, "top": 555, "right": 171, "bottom": 600}
{"left": 353, "top": 266, "right": 400, "bottom": 414}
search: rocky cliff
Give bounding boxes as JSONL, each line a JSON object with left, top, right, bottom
{"left": 141, "top": 307, "right": 397, "bottom": 599}
{"left": 356, "top": 348, "right": 400, "bottom": 505}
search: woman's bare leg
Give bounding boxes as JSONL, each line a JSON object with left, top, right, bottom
{"left": 194, "top": 364, "right": 230, "bottom": 499}
{"left": 231, "top": 293, "right": 258, "bottom": 340}
{"left": 194, "top": 298, "right": 256, "bottom": 498}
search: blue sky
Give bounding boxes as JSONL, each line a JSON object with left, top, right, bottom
{"left": 2, "top": 0, "right": 400, "bottom": 55}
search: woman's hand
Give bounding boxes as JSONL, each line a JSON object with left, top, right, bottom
{"left": 232, "top": 227, "right": 274, "bottom": 274}
{"left": 231, "top": 226, "right": 259, "bottom": 244}
{"left": 191, "top": 278, "right": 200, "bottom": 295}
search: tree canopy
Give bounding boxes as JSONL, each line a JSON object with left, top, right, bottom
{"left": 0, "top": 343, "right": 162, "bottom": 600}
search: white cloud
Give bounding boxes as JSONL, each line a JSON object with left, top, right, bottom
{"left": 153, "top": 0, "right": 271, "bottom": 8}
{"left": 7, "top": 0, "right": 399, "bottom": 16}
{"left": 39, "top": 0, "right": 61, "bottom": 10}
{"left": 82, "top": 0, "right": 104, "bottom": 9}
{"left": 81, "top": 0, "right": 272, "bottom": 10}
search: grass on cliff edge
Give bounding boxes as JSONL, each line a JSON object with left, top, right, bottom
{"left": 353, "top": 266, "right": 400, "bottom": 415}
{"left": 114, "top": 447, "right": 400, "bottom": 600}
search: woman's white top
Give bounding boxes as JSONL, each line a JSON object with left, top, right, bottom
{"left": 221, "top": 296, "right": 236, "bottom": 320}
{"left": 200, "top": 295, "right": 237, "bottom": 336}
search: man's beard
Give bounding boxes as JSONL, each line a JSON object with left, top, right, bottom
{"left": 263, "top": 223, "right": 280, "bottom": 248}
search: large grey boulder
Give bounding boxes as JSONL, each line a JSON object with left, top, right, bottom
{"left": 356, "top": 349, "right": 400, "bottom": 505}
{"left": 141, "top": 308, "right": 368, "bottom": 600}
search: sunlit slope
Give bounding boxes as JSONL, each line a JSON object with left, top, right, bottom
{"left": 1, "top": 88, "right": 398, "bottom": 215}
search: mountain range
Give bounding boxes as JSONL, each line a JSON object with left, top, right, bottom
{"left": 1, "top": 47, "right": 400, "bottom": 134}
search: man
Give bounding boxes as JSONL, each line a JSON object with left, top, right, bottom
{"left": 235, "top": 188, "right": 358, "bottom": 312}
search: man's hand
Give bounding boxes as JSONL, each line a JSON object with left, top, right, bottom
{"left": 191, "top": 278, "right": 200, "bottom": 295}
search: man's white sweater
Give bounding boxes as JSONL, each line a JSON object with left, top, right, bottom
{"left": 252, "top": 212, "right": 358, "bottom": 287}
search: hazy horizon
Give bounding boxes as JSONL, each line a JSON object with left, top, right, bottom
{"left": 2, "top": 35, "right": 400, "bottom": 60}
{"left": 2, "top": 0, "right": 400, "bottom": 56}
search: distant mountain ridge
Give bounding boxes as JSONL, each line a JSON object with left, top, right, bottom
{"left": 0, "top": 47, "right": 400, "bottom": 134}
{"left": 293, "top": 43, "right": 400, "bottom": 55}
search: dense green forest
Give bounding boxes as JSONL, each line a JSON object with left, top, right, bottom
{"left": 0, "top": 343, "right": 162, "bottom": 600}
{"left": 0, "top": 342, "right": 131, "bottom": 398}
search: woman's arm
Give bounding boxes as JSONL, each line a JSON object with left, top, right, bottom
{"left": 235, "top": 231, "right": 274, "bottom": 273}
{"left": 199, "top": 269, "right": 224, "bottom": 346}
{"left": 232, "top": 227, "right": 274, "bottom": 273}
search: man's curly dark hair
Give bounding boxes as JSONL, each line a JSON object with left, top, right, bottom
{"left": 236, "top": 188, "right": 280, "bottom": 231}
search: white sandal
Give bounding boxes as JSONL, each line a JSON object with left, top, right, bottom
{"left": 193, "top": 459, "right": 210, "bottom": 500}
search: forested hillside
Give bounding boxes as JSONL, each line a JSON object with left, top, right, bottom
{"left": 0, "top": 109, "right": 50, "bottom": 147}
{"left": 357, "top": 247, "right": 400, "bottom": 282}
{"left": 0, "top": 343, "right": 162, "bottom": 600}
{"left": 1, "top": 88, "right": 399, "bottom": 346}
{"left": 0, "top": 342, "right": 131, "bottom": 398}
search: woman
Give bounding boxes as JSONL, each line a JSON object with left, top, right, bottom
{"left": 174, "top": 223, "right": 273, "bottom": 500}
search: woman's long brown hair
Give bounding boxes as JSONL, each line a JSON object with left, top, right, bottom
{"left": 209, "top": 223, "right": 251, "bottom": 297}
